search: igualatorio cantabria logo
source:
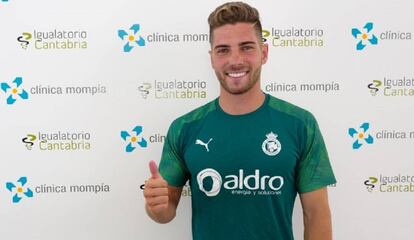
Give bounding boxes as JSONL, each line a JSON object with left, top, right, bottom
{"left": 262, "top": 26, "right": 325, "bottom": 47}
{"left": 138, "top": 79, "right": 207, "bottom": 99}
{"left": 17, "top": 29, "right": 88, "bottom": 50}
{"left": 364, "top": 175, "right": 414, "bottom": 193}
{"left": 368, "top": 77, "right": 414, "bottom": 97}
{"left": 22, "top": 131, "right": 92, "bottom": 151}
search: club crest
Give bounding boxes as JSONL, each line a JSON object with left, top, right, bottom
{"left": 262, "top": 132, "right": 281, "bottom": 156}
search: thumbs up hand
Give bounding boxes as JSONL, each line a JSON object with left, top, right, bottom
{"left": 149, "top": 160, "right": 161, "bottom": 179}
{"left": 144, "top": 161, "right": 169, "bottom": 215}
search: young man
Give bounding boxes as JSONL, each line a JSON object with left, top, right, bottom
{"left": 144, "top": 2, "right": 336, "bottom": 240}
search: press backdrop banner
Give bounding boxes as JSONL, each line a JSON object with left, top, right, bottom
{"left": 1, "top": 0, "right": 413, "bottom": 239}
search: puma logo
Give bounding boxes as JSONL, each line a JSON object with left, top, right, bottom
{"left": 195, "top": 138, "right": 213, "bottom": 152}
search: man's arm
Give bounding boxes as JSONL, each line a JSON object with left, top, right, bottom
{"left": 144, "top": 161, "right": 183, "bottom": 223}
{"left": 299, "top": 187, "right": 333, "bottom": 240}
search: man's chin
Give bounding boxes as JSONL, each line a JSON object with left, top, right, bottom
{"left": 221, "top": 85, "right": 251, "bottom": 95}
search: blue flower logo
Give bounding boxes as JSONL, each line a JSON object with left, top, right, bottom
{"left": 352, "top": 22, "right": 378, "bottom": 50}
{"left": 118, "top": 24, "right": 146, "bottom": 52}
{"left": 348, "top": 122, "right": 374, "bottom": 149}
{"left": 1, "top": 77, "right": 29, "bottom": 105}
{"left": 121, "top": 125, "right": 148, "bottom": 152}
{"left": 6, "top": 177, "right": 34, "bottom": 203}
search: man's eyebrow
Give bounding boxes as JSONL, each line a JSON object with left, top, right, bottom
{"left": 239, "top": 41, "right": 256, "bottom": 46}
{"left": 214, "top": 44, "right": 230, "bottom": 50}
{"left": 214, "top": 41, "right": 256, "bottom": 50}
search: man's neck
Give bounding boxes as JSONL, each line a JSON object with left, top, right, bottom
{"left": 218, "top": 87, "right": 265, "bottom": 115}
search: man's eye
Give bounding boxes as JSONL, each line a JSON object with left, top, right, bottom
{"left": 217, "top": 48, "right": 229, "bottom": 54}
{"left": 241, "top": 46, "right": 254, "bottom": 51}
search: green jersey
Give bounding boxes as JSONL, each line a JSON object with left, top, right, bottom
{"left": 159, "top": 94, "right": 336, "bottom": 240}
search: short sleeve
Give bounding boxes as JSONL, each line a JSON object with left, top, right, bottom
{"left": 296, "top": 114, "right": 336, "bottom": 193}
{"left": 159, "top": 120, "right": 190, "bottom": 187}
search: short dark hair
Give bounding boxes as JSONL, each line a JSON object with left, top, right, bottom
{"left": 208, "top": 1, "right": 262, "bottom": 43}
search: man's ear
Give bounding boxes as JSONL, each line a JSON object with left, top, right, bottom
{"left": 261, "top": 43, "right": 269, "bottom": 64}
{"left": 209, "top": 49, "right": 214, "bottom": 67}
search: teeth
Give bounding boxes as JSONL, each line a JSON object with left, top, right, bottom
{"left": 227, "top": 72, "right": 247, "bottom": 78}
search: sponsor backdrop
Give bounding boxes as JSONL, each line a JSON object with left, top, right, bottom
{"left": 1, "top": 0, "right": 413, "bottom": 239}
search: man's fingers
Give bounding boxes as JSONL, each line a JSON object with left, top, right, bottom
{"left": 146, "top": 196, "right": 169, "bottom": 207}
{"left": 149, "top": 160, "right": 160, "bottom": 179}
{"left": 147, "top": 202, "right": 169, "bottom": 215}
{"left": 145, "top": 178, "right": 168, "bottom": 189}
{"left": 144, "top": 186, "right": 169, "bottom": 198}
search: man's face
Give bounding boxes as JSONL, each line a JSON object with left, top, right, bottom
{"left": 210, "top": 22, "right": 268, "bottom": 95}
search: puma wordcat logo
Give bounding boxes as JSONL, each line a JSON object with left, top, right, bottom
{"left": 195, "top": 138, "right": 213, "bottom": 152}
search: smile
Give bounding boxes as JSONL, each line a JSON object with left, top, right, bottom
{"left": 226, "top": 71, "right": 248, "bottom": 78}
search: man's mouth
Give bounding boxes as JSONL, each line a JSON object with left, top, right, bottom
{"left": 226, "top": 71, "right": 249, "bottom": 78}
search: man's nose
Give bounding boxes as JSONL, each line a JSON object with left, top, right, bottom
{"left": 228, "top": 50, "right": 243, "bottom": 65}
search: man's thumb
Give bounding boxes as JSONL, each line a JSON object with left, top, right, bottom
{"left": 149, "top": 160, "right": 160, "bottom": 178}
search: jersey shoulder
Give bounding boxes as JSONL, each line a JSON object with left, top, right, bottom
{"left": 169, "top": 98, "right": 217, "bottom": 132}
{"left": 267, "top": 94, "right": 316, "bottom": 125}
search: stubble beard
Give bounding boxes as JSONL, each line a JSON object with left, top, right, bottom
{"left": 216, "top": 67, "right": 262, "bottom": 95}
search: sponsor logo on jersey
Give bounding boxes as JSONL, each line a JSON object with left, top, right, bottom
{"left": 197, "top": 168, "right": 222, "bottom": 196}
{"left": 197, "top": 168, "right": 284, "bottom": 197}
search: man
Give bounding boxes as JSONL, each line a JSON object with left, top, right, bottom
{"left": 144, "top": 2, "right": 336, "bottom": 240}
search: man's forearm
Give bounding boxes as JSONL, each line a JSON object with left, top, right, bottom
{"left": 303, "top": 208, "right": 333, "bottom": 240}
